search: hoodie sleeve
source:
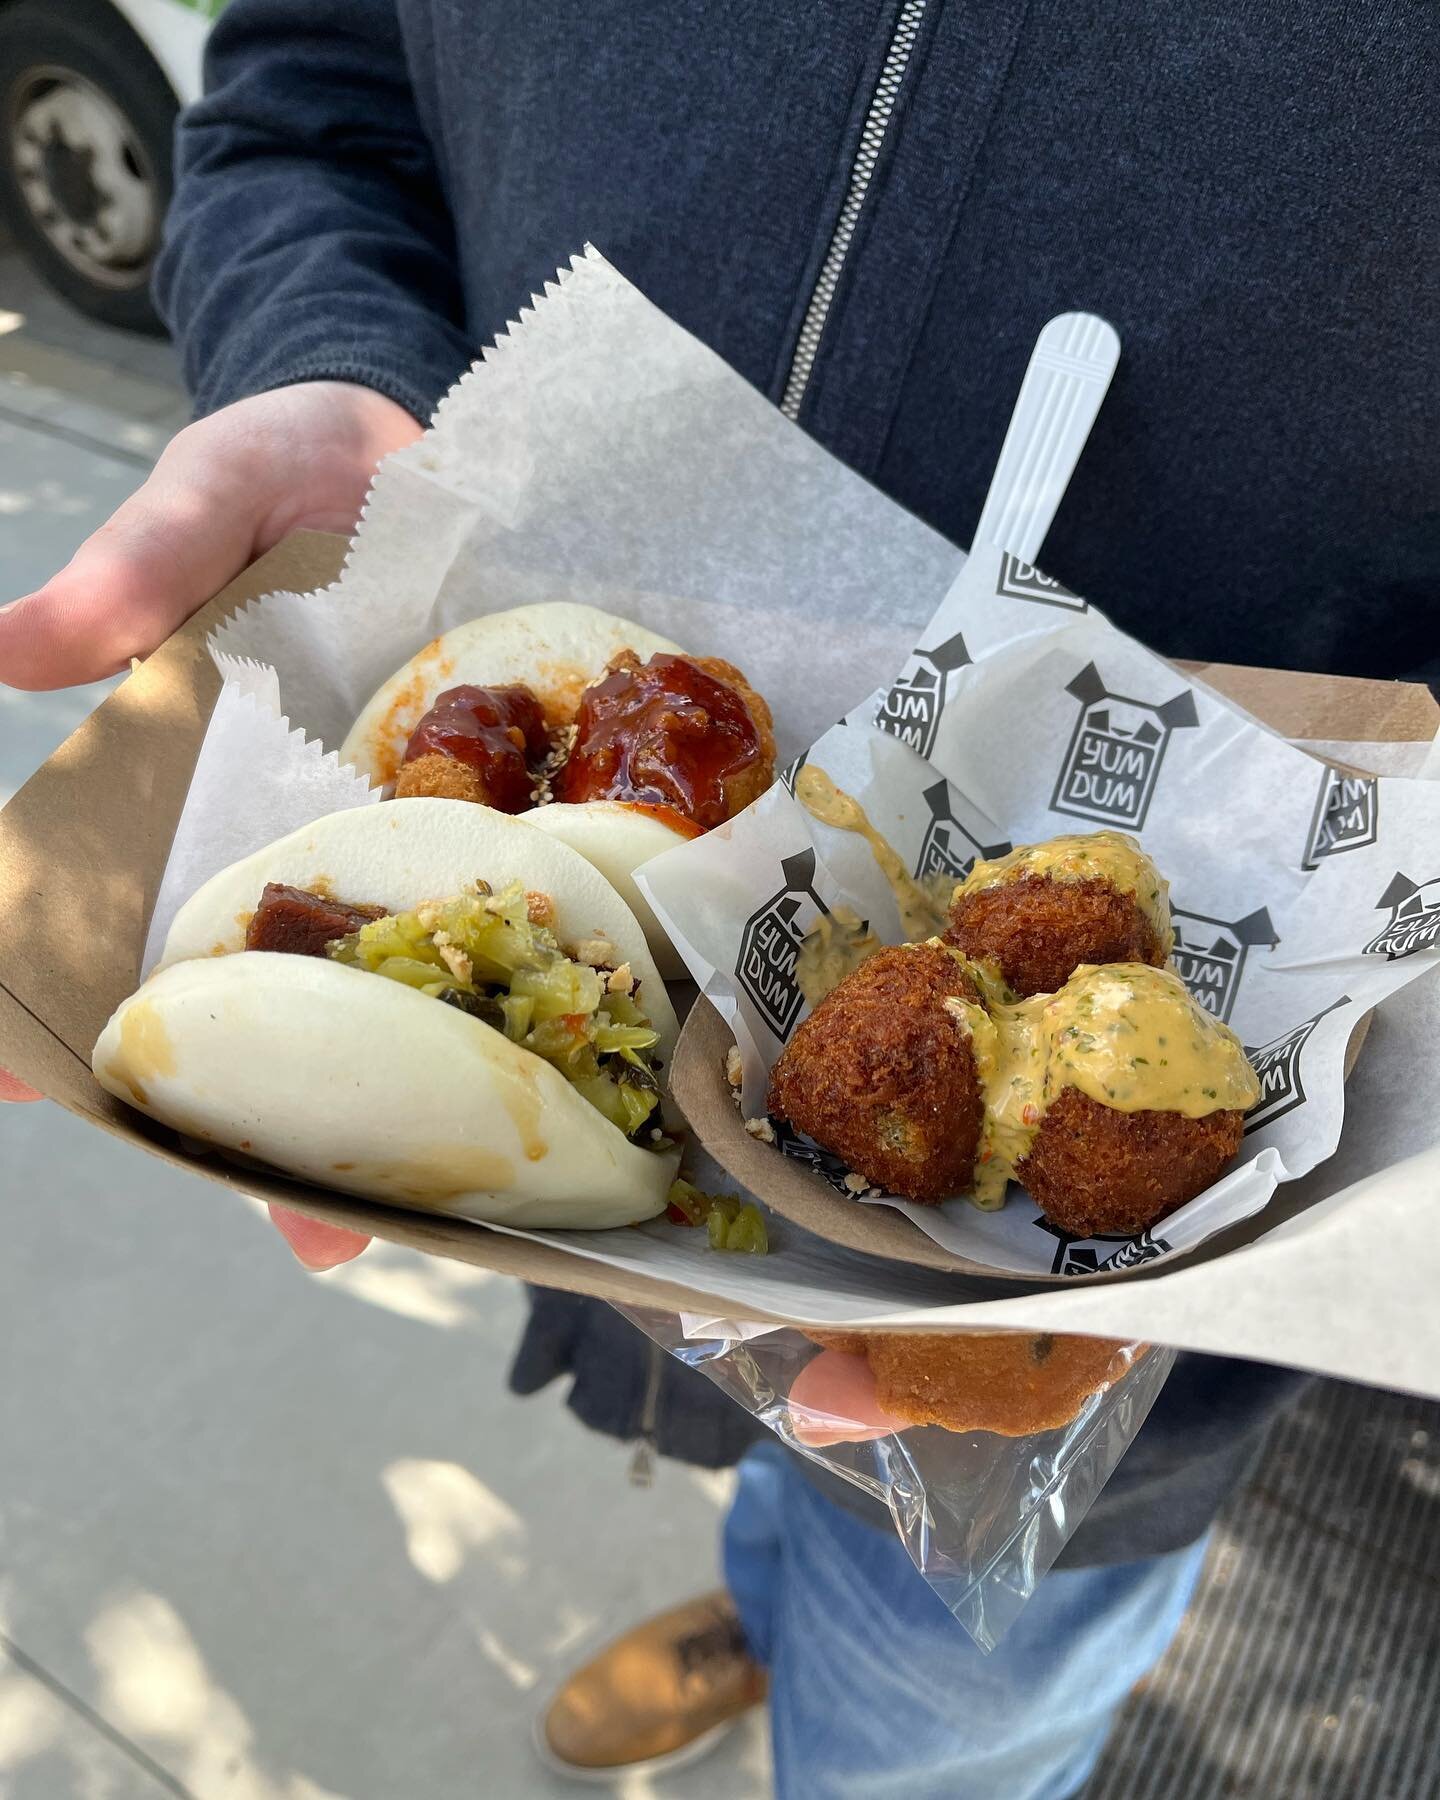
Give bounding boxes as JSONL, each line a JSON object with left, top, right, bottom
{"left": 154, "top": 0, "right": 472, "bottom": 424}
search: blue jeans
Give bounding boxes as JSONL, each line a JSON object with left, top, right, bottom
{"left": 724, "top": 1445, "right": 1209, "bottom": 1800}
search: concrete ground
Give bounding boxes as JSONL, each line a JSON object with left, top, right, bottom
{"left": 0, "top": 242, "right": 765, "bottom": 1799}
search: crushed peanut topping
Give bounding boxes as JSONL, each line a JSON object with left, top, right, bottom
{"left": 437, "top": 941, "right": 472, "bottom": 984}
{"left": 573, "top": 932, "right": 621, "bottom": 968}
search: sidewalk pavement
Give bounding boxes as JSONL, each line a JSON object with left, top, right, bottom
{"left": 0, "top": 253, "right": 766, "bottom": 1799}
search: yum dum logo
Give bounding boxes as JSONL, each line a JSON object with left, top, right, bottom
{"left": 769, "top": 1117, "right": 861, "bottom": 1195}
{"left": 1033, "top": 1216, "right": 1173, "bottom": 1276}
{"left": 1302, "top": 767, "right": 1379, "bottom": 870}
{"left": 735, "top": 849, "right": 828, "bottom": 1041}
{"left": 916, "top": 781, "right": 1011, "bottom": 883}
{"left": 875, "top": 631, "right": 971, "bottom": 759}
{"left": 1365, "top": 874, "right": 1440, "bottom": 961}
{"left": 1243, "top": 996, "right": 1349, "bottom": 1134}
{"left": 1170, "top": 906, "right": 1278, "bottom": 1025}
{"left": 1050, "top": 663, "right": 1199, "bottom": 832}
{"left": 995, "top": 554, "right": 1086, "bottom": 612}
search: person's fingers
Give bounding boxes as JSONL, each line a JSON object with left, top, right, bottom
{"left": 786, "top": 1347, "right": 909, "bottom": 1446}
{"left": 0, "top": 1067, "right": 43, "bottom": 1103}
{"left": 0, "top": 382, "right": 423, "bottom": 694}
{"left": 268, "top": 1204, "right": 372, "bottom": 1272}
{"left": 0, "top": 448, "right": 260, "bottom": 690}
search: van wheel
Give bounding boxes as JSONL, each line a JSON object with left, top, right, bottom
{"left": 0, "top": 0, "right": 176, "bottom": 335}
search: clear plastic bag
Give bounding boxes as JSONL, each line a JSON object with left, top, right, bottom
{"left": 617, "top": 1305, "right": 1174, "bottom": 1652}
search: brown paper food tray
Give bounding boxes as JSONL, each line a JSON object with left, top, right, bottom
{"left": 0, "top": 532, "right": 1431, "bottom": 1317}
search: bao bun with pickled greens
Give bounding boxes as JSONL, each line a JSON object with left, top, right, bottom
{"left": 337, "top": 602, "right": 777, "bottom": 980}
{"left": 93, "top": 800, "right": 682, "bottom": 1229}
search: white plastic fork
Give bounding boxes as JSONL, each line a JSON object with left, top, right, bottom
{"left": 971, "top": 311, "right": 1121, "bottom": 565}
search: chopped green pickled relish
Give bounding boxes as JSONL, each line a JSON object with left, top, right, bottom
{"left": 327, "top": 882, "right": 664, "bottom": 1144}
{"left": 666, "top": 1180, "right": 769, "bottom": 1254}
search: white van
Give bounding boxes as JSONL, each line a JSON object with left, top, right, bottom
{"left": 0, "top": 0, "right": 213, "bottom": 333}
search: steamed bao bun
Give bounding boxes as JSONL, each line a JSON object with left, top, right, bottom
{"left": 93, "top": 800, "right": 681, "bottom": 1230}
{"left": 340, "top": 603, "right": 698, "bottom": 980}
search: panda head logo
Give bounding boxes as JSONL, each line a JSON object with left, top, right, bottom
{"left": 874, "top": 632, "right": 972, "bottom": 760}
{"left": 1050, "top": 663, "right": 1200, "bottom": 831}
{"left": 915, "top": 781, "right": 1011, "bottom": 884}
{"left": 1243, "top": 995, "right": 1349, "bottom": 1134}
{"left": 995, "top": 554, "right": 1087, "bottom": 612}
{"left": 735, "top": 850, "right": 828, "bottom": 1040}
{"left": 1303, "top": 767, "right": 1378, "bottom": 870}
{"left": 1033, "top": 1215, "right": 1173, "bottom": 1276}
{"left": 1363, "top": 874, "right": 1440, "bottom": 961}
{"left": 1169, "top": 905, "right": 1278, "bottom": 1024}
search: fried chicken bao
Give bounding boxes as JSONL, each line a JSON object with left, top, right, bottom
{"left": 393, "top": 651, "right": 774, "bottom": 834}
{"left": 944, "top": 831, "right": 1171, "bottom": 997}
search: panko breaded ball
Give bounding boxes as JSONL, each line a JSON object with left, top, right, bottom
{"left": 394, "top": 750, "right": 495, "bottom": 805}
{"left": 945, "top": 871, "right": 1165, "bottom": 999}
{"left": 943, "top": 833, "right": 1170, "bottom": 998}
{"left": 808, "top": 1330, "right": 1135, "bottom": 1435}
{"left": 1018, "top": 1088, "right": 1246, "bottom": 1238}
{"left": 766, "top": 943, "right": 984, "bottom": 1204}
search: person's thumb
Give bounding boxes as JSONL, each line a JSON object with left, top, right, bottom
{"left": 268, "top": 1204, "right": 372, "bottom": 1272}
{"left": 787, "top": 1347, "right": 909, "bottom": 1445}
{"left": 0, "top": 447, "right": 258, "bottom": 691}
{"left": 0, "top": 1068, "right": 42, "bottom": 1103}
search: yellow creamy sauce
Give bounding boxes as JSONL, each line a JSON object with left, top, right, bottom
{"left": 957, "top": 962, "right": 1260, "bottom": 1207}
{"left": 956, "top": 832, "right": 1174, "bottom": 955}
{"left": 107, "top": 1000, "right": 177, "bottom": 1109}
{"left": 795, "top": 905, "right": 884, "bottom": 1006}
{"left": 794, "top": 764, "right": 953, "bottom": 944}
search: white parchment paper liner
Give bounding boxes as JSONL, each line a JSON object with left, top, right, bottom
{"left": 640, "top": 541, "right": 1440, "bottom": 1274}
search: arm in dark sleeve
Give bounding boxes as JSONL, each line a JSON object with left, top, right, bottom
{"left": 154, "top": 0, "right": 471, "bottom": 423}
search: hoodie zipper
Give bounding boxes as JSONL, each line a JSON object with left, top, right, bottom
{"left": 779, "top": 0, "right": 929, "bottom": 420}
{"left": 628, "top": 1339, "right": 665, "bottom": 1487}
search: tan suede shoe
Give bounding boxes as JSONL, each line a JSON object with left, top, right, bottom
{"left": 534, "top": 1589, "right": 766, "bottom": 1781}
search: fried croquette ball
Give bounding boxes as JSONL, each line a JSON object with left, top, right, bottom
{"left": 556, "top": 650, "right": 776, "bottom": 829}
{"left": 1018, "top": 1089, "right": 1246, "bottom": 1238}
{"left": 807, "top": 1330, "right": 1134, "bottom": 1435}
{"left": 394, "top": 750, "right": 495, "bottom": 805}
{"left": 945, "top": 872, "right": 1164, "bottom": 998}
{"left": 767, "top": 944, "right": 984, "bottom": 1204}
